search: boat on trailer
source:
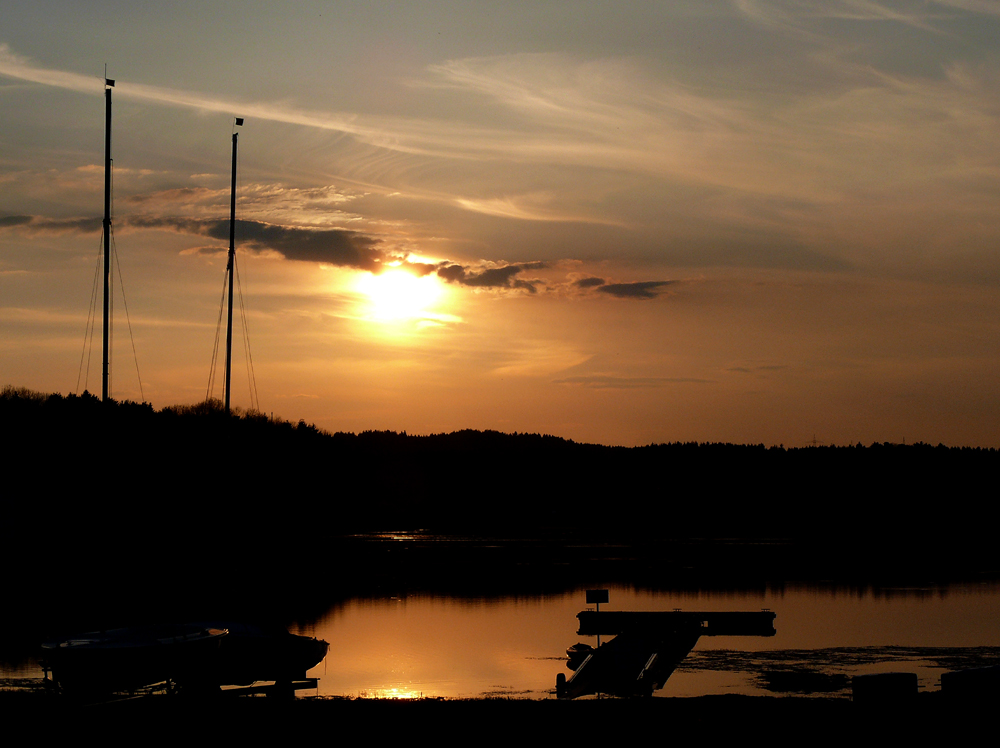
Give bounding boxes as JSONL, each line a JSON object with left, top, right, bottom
{"left": 41, "top": 622, "right": 329, "bottom": 696}
{"left": 41, "top": 624, "right": 228, "bottom": 694}
{"left": 189, "top": 621, "right": 329, "bottom": 687}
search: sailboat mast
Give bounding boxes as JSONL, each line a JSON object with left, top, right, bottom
{"left": 102, "top": 78, "right": 113, "bottom": 403}
{"left": 224, "top": 130, "right": 237, "bottom": 414}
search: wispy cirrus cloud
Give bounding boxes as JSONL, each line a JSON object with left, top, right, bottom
{"left": 553, "top": 375, "right": 713, "bottom": 388}
{"left": 935, "top": 0, "right": 1000, "bottom": 16}
{"left": 455, "top": 194, "right": 624, "bottom": 225}
{"left": 9, "top": 27, "right": 1000, "bottom": 282}
{"left": 0, "top": 44, "right": 583, "bottom": 169}
{"left": 733, "top": 0, "right": 947, "bottom": 33}
{"left": 124, "top": 183, "right": 365, "bottom": 227}
{"left": 6, "top": 39, "right": 999, "bottom": 214}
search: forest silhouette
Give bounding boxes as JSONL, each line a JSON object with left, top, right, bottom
{"left": 4, "top": 385, "right": 997, "bottom": 637}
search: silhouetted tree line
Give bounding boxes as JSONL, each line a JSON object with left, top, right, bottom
{"left": 6, "top": 385, "right": 998, "bottom": 540}
{"left": 4, "top": 386, "right": 998, "bottom": 634}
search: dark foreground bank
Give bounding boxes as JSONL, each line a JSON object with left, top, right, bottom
{"left": 0, "top": 691, "right": 991, "bottom": 742}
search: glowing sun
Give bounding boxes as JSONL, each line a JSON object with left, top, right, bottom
{"left": 355, "top": 268, "right": 445, "bottom": 322}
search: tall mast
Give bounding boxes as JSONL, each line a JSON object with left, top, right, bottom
{"left": 224, "top": 119, "right": 243, "bottom": 414}
{"left": 102, "top": 77, "right": 114, "bottom": 403}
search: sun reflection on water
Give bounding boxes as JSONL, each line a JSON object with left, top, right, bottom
{"left": 306, "top": 584, "right": 1000, "bottom": 700}
{"left": 357, "top": 688, "right": 425, "bottom": 700}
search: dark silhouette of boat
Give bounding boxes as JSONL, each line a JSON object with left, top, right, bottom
{"left": 190, "top": 621, "right": 330, "bottom": 688}
{"left": 41, "top": 622, "right": 329, "bottom": 696}
{"left": 40, "top": 624, "right": 229, "bottom": 694}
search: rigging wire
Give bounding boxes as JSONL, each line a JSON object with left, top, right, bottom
{"left": 111, "top": 230, "right": 145, "bottom": 402}
{"left": 77, "top": 231, "right": 104, "bottom": 394}
{"left": 108, "top": 156, "right": 144, "bottom": 401}
{"left": 207, "top": 269, "right": 228, "bottom": 402}
{"left": 234, "top": 256, "right": 259, "bottom": 411}
{"left": 109, "top": 155, "right": 115, "bottom": 397}
{"left": 109, "top": 226, "right": 114, "bottom": 397}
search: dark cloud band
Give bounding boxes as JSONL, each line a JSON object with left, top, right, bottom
{"left": 128, "top": 216, "right": 386, "bottom": 270}
{"left": 596, "top": 280, "right": 676, "bottom": 299}
{"left": 436, "top": 261, "right": 547, "bottom": 293}
{"left": 3, "top": 212, "right": 676, "bottom": 300}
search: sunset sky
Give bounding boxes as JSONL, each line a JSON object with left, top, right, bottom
{"left": 3, "top": 1, "right": 999, "bottom": 447}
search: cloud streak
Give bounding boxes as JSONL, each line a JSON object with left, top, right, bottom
{"left": 734, "top": 0, "right": 948, "bottom": 34}
{"left": 8, "top": 11, "right": 1000, "bottom": 286}
{"left": 553, "top": 375, "right": 713, "bottom": 388}
{"left": 597, "top": 281, "right": 677, "bottom": 300}
{"left": 6, "top": 38, "right": 1000, "bottom": 217}
{"left": 0, "top": 211, "right": 677, "bottom": 299}
{"left": 436, "top": 261, "right": 548, "bottom": 293}
{"left": 0, "top": 215, "right": 103, "bottom": 233}
{"left": 572, "top": 276, "right": 677, "bottom": 300}
{"left": 0, "top": 44, "right": 527, "bottom": 164}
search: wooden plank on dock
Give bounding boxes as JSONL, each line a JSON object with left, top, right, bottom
{"left": 576, "top": 611, "right": 776, "bottom": 637}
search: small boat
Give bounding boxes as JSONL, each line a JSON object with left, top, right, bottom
{"left": 41, "top": 622, "right": 329, "bottom": 695}
{"left": 190, "top": 621, "right": 329, "bottom": 687}
{"left": 41, "top": 624, "right": 228, "bottom": 694}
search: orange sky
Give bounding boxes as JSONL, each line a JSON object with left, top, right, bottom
{"left": 2, "top": 2, "right": 999, "bottom": 446}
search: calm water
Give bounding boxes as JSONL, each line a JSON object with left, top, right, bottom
{"left": 8, "top": 583, "right": 999, "bottom": 698}
{"left": 297, "top": 583, "right": 1000, "bottom": 699}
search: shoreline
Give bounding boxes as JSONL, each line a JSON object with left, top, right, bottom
{"left": 0, "top": 690, "right": 989, "bottom": 739}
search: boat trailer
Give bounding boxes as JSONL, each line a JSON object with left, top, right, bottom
{"left": 556, "top": 610, "right": 776, "bottom": 699}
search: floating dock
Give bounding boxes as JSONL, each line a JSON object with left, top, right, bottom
{"left": 557, "top": 610, "right": 776, "bottom": 699}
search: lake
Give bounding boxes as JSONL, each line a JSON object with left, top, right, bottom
{"left": 295, "top": 582, "right": 1000, "bottom": 699}
{"left": 7, "top": 582, "right": 998, "bottom": 699}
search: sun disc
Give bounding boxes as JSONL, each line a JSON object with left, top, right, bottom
{"left": 356, "top": 269, "right": 444, "bottom": 321}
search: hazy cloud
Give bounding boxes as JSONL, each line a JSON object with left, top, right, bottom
{"left": 554, "top": 375, "right": 713, "bottom": 388}
{"left": 125, "top": 187, "right": 222, "bottom": 205}
{"left": 455, "top": 194, "right": 625, "bottom": 226}
{"left": 733, "top": 0, "right": 944, "bottom": 34}
{"left": 0, "top": 215, "right": 103, "bottom": 233}
{"left": 727, "top": 364, "right": 790, "bottom": 374}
